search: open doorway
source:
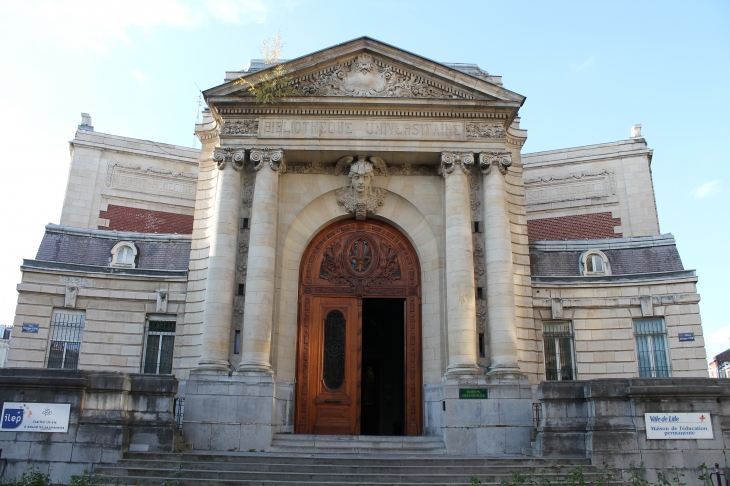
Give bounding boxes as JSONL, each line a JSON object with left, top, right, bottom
{"left": 361, "top": 298, "right": 405, "bottom": 436}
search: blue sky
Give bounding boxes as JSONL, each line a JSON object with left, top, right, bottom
{"left": 0, "top": 0, "right": 728, "bottom": 361}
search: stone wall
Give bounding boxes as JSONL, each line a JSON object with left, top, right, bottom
{"left": 536, "top": 378, "right": 730, "bottom": 480}
{"left": 0, "top": 369, "right": 177, "bottom": 483}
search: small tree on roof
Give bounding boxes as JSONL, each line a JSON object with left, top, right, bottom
{"left": 235, "top": 31, "right": 298, "bottom": 105}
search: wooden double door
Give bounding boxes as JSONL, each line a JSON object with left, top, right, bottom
{"left": 295, "top": 220, "right": 422, "bottom": 436}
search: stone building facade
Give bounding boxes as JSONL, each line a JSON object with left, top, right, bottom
{"left": 7, "top": 38, "right": 707, "bottom": 455}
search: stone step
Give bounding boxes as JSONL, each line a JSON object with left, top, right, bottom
{"left": 272, "top": 434, "right": 444, "bottom": 442}
{"left": 270, "top": 433, "right": 446, "bottom": 454}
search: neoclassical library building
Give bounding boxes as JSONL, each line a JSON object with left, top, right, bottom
{"left": 7, "top": 38, "right": 708, "bottom": 455}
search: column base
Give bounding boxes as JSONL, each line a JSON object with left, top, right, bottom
{"left": 237, "top": 360, "right": 274, "bottom": 374}
{"left": 194, "top": 358, "right": 232, "bottom": 372}
{"left": 445, "top": 363, "right": 482, "bottom": 377}
{"left": 487, "top": 364, "right": 525, "bottom": 380}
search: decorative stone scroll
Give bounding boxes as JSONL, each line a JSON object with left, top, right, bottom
{"left": 466, "top": 122, "right": 506, "bottom": 138}
{"left": 250, "top": 147, "right": 286, "bottom": 172}
{"left": 221, "top": 119, "right": 259, "bottom": 136}
{"left": 105, "top": 161, "right": 197, "bottom": 187}
{"left": 479, "top": 151, "right": 512, "bottom": 176}
{"left": 439, "top": 151, "right": 474, "bottom": 177}
{"left": 334, "top": 156, "right": 388, "bottom": 220}
{"left": 213, "top": 147, "right": 245, "bottom": 171}
{"left": 293, "top": 53, "right": 474, "bottom": 100}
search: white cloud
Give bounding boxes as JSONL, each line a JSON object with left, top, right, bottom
{"left": 130, "top": 70, "right": 147, "bottom": 83}
{"left": 690, "top": 180, "right": 722, "bottom": 199}
{"left": 1, "top": 0, "right": 270, "bottom": 53}
{"left": 570, "top": 55, "right": 596, "bottom": 71}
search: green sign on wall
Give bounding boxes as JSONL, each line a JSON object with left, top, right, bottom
{"left": 459, "top": 388, "right": 488, "bottom": 399}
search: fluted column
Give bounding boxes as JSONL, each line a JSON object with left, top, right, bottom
{"left": 480, "top": 152, "right": 521, "bottom": 375}
{"left": 197, "top": 146, "right": 244, "bottom": 370}
{"left": 440, "top": 151, "right": 480, "bottom": 376}
{"left": 238, "top": 148, "right": 285, "bottom": 372}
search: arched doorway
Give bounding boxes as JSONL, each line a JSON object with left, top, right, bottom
{"left": 295, "top": 219, "right": 422, "bottom": 436}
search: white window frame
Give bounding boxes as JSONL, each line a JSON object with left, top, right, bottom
{"left": 110, "top": 241, "right": 138, "bottom": 268}
{"left": 141, "top": 315, "right": 176, "bottom": 374}
{"left": 580, "top": 250, "right": 610, "bottom": 276}
{"left": 542, "top": 321, "right": 576, "bottom": 381}
{"left": 634, "top": 318, "right": 671, "bottom": 377}
{"left": 46, "top": 309, "right": 86, "bottom": 369}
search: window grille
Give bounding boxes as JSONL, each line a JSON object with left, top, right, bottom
{"left": 47, "top": 311, "right": 85, "bottom": 369}
{"left": 634, "top": 318, "right": 670, "bottom": 377}
{"left": 142, "top": 319, "right": 176, "bottom": 374}
{"left": 543, "top": 321, "right": 574, "bottom": 381}
{"left": 718, "top": 361, "right": 730, "bottom": 379}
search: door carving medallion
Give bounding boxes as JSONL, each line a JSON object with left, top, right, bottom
{"left": 295, "top": 219, "right": 422, "bottom": 435}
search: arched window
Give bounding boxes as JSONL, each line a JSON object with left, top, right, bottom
{"left": 110, "top": 241, "right": 138, "bottom": 268}
{"left": 580, "top": 250, "right": 610, "bottom": 276}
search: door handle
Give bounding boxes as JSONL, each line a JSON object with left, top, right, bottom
{"left": 325, "top": 399, "right": 342, "bottom": 404}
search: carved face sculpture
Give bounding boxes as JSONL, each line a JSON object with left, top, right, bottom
{"left": 349, "top": 157, "right": 374, "bottom": 196}
{"left": 352, "top": 54, "right": 374, "bottom": 73}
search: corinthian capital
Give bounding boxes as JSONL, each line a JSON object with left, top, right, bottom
{"left": 479, "top": 152, "right": 512, "bottom": 176}
{"left": 438, "top": 151, "right": 474, "bottom": 178}
{"left": 213, "top": 147, "right": 245, "bottom": 171}
{"left": 250, "top": 147, "right": 286, "bottom": 173}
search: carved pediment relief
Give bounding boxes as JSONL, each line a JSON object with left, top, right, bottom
{"left": 291, "top": 53, "right": 480, "bottom": 100}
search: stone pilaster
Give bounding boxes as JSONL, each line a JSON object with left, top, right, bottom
{"left": 439, "top": 151, "right": 480, "bottom": 376}
{"left": 195, "top": 119, "right": 244, "bottom": 370}
{"left": 479, "top": 152, "right": 522, "bottom": 376}
{"left": 238, "top": 147, "right": 285, "bottom": 372}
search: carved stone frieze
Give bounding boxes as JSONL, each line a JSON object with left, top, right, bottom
{"left": 468, "top": 170, "right": 487, "bottom": 338}
{"left": 213, "top": 147, "right": 245, "bottom": 171}
{"left": 292, "top": 53, "right": 474, "bottom": 100}
{"left": 105, "top": 161, "right": 198, "bottom": 187}
{"left": 439, "top": 151, "right": 474, "bottom": 178}
{"left": 250, "top": 147, "right": 286, "bottom": 172}
{"left": 524, "top": 169, "right": 616, "bottom": 206}
{"left": 334, "top": 156, "right": 388, "bottom": 220}
{"left": 466, "top": 122, "right": 506, "bottom": 139}
{"left": 524, "top": 168, "right": 615, "bottom": 186}
{"left": 221, "top": 119, "right": 259, "bottom": 136}
{"left": 287, "top": 161, "right": 337, "bottom": 174}
{"left": 479, "top": 151, "right": 512, "bottom": 176}
{"left": 388, "top": 164, "right": 439, "bottom": 176}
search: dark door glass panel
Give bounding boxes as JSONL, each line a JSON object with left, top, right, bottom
{"left": 323, "top": 310, "right": 346, "bottom": 390}
{"left": 144, "top": 335, "right": 161, "bottom": 374}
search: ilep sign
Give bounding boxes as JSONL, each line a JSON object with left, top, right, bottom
{"left": 1, "top": 403, "right": 71, "bottom": 433}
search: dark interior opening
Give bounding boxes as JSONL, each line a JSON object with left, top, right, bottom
{"left": 361, "top": 298, "right": 406, "bottom": 436}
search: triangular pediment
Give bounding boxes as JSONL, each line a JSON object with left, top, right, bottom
{"left": 205, "top": 37, "right": 524, "bottom": 104}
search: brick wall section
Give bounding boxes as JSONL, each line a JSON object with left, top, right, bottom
{"left": 530, "top": 245, "right": 685, "bottom": 276}
{"left": 36, "top": 232, "right": 191, "bottom": 270}
{"left": 527, "top": 212, "right": 622, "bottom": 241}
{"left": 99, "top": 205, "right": 194, "bottom": 235}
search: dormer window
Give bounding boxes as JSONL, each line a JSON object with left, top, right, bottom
{"left": 111, "top": 241, "right": 137, "bottom": 268}
{"left": 580, "top": 250, "right": 610, "bottom": 276}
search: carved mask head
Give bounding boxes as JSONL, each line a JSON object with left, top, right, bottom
{"left": 352, "top": 54, "right": 374, "bottom": 74}
{"left": 349, "top": 156, "right": 374, "bottom": 195}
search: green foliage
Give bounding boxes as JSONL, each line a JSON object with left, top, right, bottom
{"left": 68, "top": 471, "right": 99, "bottom": 486}
{"left": 234, "top": 31, "right": 299, "bottom": 105}
{"left": 0, "top": 466, "right": 51, "bottom": 486}
{"left": 470, "top": 475, "right": 483, "bottom": 486}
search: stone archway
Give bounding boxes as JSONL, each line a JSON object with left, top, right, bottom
{"left": 294, "top": 219, "right": 422, "bottom": 436}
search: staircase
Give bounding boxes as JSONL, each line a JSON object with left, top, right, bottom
{"left": 93, "top": 449, "right": 595, "bottom": 485}
{"left": 270, "top": 434, "right": 447, "bottom": 454}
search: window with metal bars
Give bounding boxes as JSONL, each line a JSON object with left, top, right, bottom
{"left": 47, "top": 310, "right": 85, "bottom": 369}
{"left": 142, "top": 319, "right": 176, "bottom": 374}
{"left": 634, "top": 318, "right": 670, "bottom": 377}
{"left": 543, "top": 321, "right": 575, "bottom": 381}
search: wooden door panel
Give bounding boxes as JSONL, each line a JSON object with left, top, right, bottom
{"left": 295, "top": 220, "right": 422, "bottom": 436}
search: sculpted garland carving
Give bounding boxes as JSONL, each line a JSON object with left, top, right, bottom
{"left": 213, "top": 147, "right": 245, "bottom": 171}
{"left": 524, "top": 168, "right": 616, "bottom": 191}
{"left": 479, "top": 151, "right": 512, "bottom": 176}
{"left": 466, "top": 122, "right": 506, "bottom": 139}
{"left": 293, "top": 53, "right": 473, "bottom": 100}
{"left": 105, "top": 161, "right": 198, "bottom": 187}
{"left": 221, "top": 119, "right": 259, "bottom": 136}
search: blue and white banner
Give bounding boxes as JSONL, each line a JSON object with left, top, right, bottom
{"left": 1, "top": 403, "right": 70, "bottom": 433}
{"left": 645, "top": 412, "right": 713, "bottom": 439}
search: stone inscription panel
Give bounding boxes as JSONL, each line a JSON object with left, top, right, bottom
{"left": 114, "top": 170, "right": 197, "bottom": 198}
{"left": 525, "top": 170, "right": 614, "bottom": 205}
{"left": 258, "top": 118, "right": 466, "bottom": 141}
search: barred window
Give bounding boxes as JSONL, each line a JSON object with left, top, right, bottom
{"left": 142, "top": 319, "right": 176, "bottom": 374}
{"left": 634, "top": 318, "right": 670, "bottom": 377}
{"left": 47, "top": 310, "right": 85, "bottom": 369}
{"left": 543, "top": 321, "right": 575, "bottom": 381}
